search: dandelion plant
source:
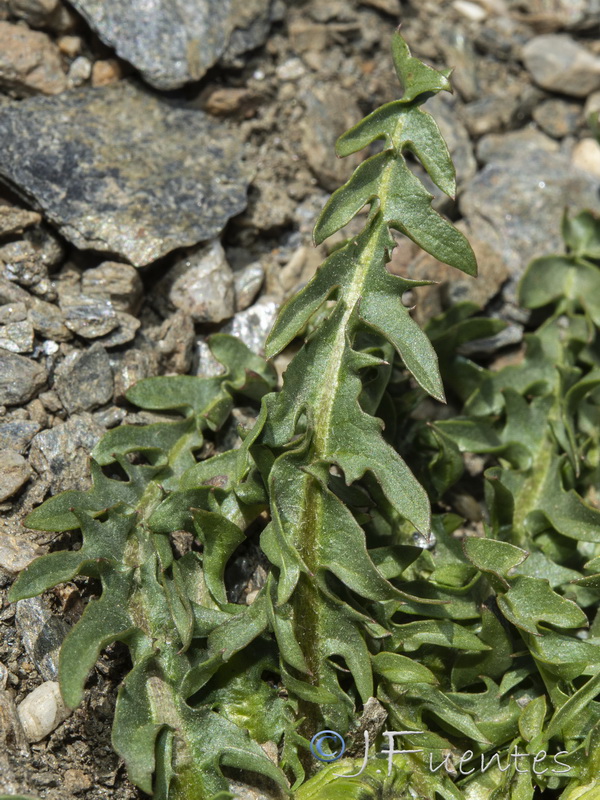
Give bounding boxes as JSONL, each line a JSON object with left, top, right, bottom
{"left": 8, "top": 31, "right": 481, "bottom": 800}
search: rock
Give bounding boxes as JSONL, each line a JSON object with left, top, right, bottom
{"left": 572, "top": 138, "right": 600, "bottom": 179}
{"left": 155, "top": 311, "right": 195, "bottom": 374}
{"left": 156, "top": 240, "right": 235, "bottom": 323}
{"left": 0, "top": 226, "right": 64, "bottom": 300}
{"left": 195, "top": 339, "right": 226, "bottom": 378}
{"left": 457, "top": 324, "right": 524, "bottom": 356}
{"left": 221, "top": 297, "right": 280, "bottom": 355}
{"left": 93, "top": 405, "right": 126, "bottom": 428}
{"left": 476, "top": 127, "right": 559, "bottom": 164}
{"left": 94, "top": 311, "right": 140, "bottom": 347}
{"left": 0, "top": 420, "right": 41, "bottom": 452}
{"left": 90, "top": 58, "right": 122, "bottom": 87}
{"left": 276, "top": 58, "right": 306, "bottom": 82}
{"left": 522, "top": 35, "right": 600, "bottom": 98}
{"left": 453, "top": 0, "right": 487, "bottom": 21}
{"left": 60, "top": 297, "right": 120, "bottom": 339}
{"left": 0, "top": 204, "right": 41, "bottom": 238}
{"left": 200, "top": 86, "right": 262, "bottom": 117}
{"left": 17, "top": 681, "right": 70, "bottom": 742}
{"left": 54, "top": 343, "right": 113, "bottom": 413}
{"left": 0, "top": 528, "right": 43, "bottom": 573}
{"left": 0, "top": 302, "right": 26, "bottom": 323}
{"left": 81, "top": 261, "right": 143, "bottom": 314}
{"left": 0, "top": 350, "right": 46, "bottom": 406}
{"left": 113, "top": 348, "right": 158, "bottom": 402}
{"left": 28, "top": 299, "right": 71, "bottom": 341}
{"left": 460, "top": 149, "right": 600, "bottom": 279}
{"left": 0, "top": 320, "right": 33, "bottom": 353}
{"left": 234, "top": 262, "right": 264, "bottom": 311}
{"left": 0, "top": 450, "right": 31, "bottom": 502}
{"left": 67, "top": 55, "right": 92, "bottom": 87}
{"left": 301, "top": 84, "right": 363, "bottom": 191}
{"left": 28, "top": 412, "right": 105, "bottom": 492}
{"left": 9, "top": 0, "right": 61, "bottom": 28}
{"left": 38, "top": 390, "right": 62, "bottom": 413}
{"left": 0, "top": 276, "right": 31, "bottom": 306}
{"left": 57, "top": 35, "right": 82, "bottom": 57}
{"left": 15, "top": 597, "right": 69, "bottom": 680}
{"left": 67, "top": 0, "right": 278, "bottom": 90}
{"left": 0, "top": 21, "right": 67, "bottom": 96}
{"left": 461, "top": 91, "right": 520, "bottom": 136}
{"left": 0, "top": 82, "right": 251, "bottom": 267}
{"left": 358, "top": 0, "right": 401, "bottom": 14}
{"left": 424, "top": 94, "right": 476, "bottom": 183}
{"left": 532, "top": 98, "right": 581, "bottom": 138}
{"left": 0, "top": 688, "right": 28, "bottom": 753}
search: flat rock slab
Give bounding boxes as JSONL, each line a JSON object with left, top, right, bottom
{"left": 67, "top": 0, "right": 279, "bottom": 90}
{"left": 0, "top": 82, "right": 251, "bottom": 266}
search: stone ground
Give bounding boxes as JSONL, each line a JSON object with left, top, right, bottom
{"left": 0, "top": 0, "right": 600, "bottom": 796}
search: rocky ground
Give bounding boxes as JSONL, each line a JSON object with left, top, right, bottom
{"left": 1, "top": 0, "right": 600, "bottom": 796}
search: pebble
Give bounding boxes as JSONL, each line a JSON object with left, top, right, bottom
{"left": 0, "top": 420, "right": 41, "bottom": 452}
{"left": 28, "top": 412, "right": 105, "bottom": 492}
{"left": 532, "top": 98, "right": 581, "bottom": 138}
{"left": 234, "top": 262, "right": 265, "bottom": 311}
{"left": 0, "top": 528, "right": 43, "bottom": 573}
{"left": 476, "top": 127, "right": 559, "bottom": 164}
{"left": 0, "top": 449, "right": 31, "bottom": 502}
{"left": 453, "top": 0, "right": 487, "bottom": 21}
{"left": 0, "top": 276, "right": 32, "bottom": 307}
{"left": 0, "top": 320, "right": 34, "bottom": 353}
{"left": 28, "top": 299, "right": 71, "bottom": 342}
{"left": 0, "top": 82, "right": 251, "bottom": 267}
{"left": 572, "top": 138, "right": 600, "bottom": 179}
{"left": 457, "top": 324, "right": 524, "bottom": 356}
{"left": 0, "top": 350, "right": 47, "bottom": 406}
{"left": 156, "top": 239, "right": 235, "bottom": 324}
{"left": 9, "top": 0, "right": 61, "bottom": 28}
{"left": 81, "top": 261, "right": 143, "bottom": 314}
{"left": 94, "top": 310, "right": 140, "bottom": 347}
{"left": 112, "top": 348, "right": 158, "bottom": 402}
{"left": 15, "top": 597, "right": 69, "bottom": 680}
{"left": 358, "top": 0, "right": 401, "bottom": 14}
{"left": 276, "top": 58, "right": 306, "bottom": 82}
{"left": 90, "top": 58, "right": 122, "bottom": 87}
{"left": 425, "top": 94, "right": 477, "bottom": 183}
{"left": 301, "top": 84, "right": 363, "bottom": 191}
{"left": 0, "top": 302, "right": 27, "bottom": 323}
{"left": 200, "top": 86, "right": 261, "bottom": 117}
{"left": 0, "top": 204, "right": 41, "bottom": 238}
{"left": 54, "top": 342, "right": 113, "bottom": 413}
{"left": 155, "top": 311, "right": 195, "bottom": 374}
{"left": 61, "top": 297, "right": 120, "bottom": 339}
{"left": 221, "top": 297, "right": 280, "bottom": 355}
{"left": 57, "top": 34, "right": 82, "bottom": 57}
{"left": 0, "top": 20, "right": 67, "bottom": 96}
{"left": 67, "top": 0, "right": 277, "bottom": 89}
{"left": 67, "top": 55, "right": 92, "bottom": 87}
{"left": 17, "top": 681, "right": 70, "bottom": 742}
{"left": 522, "top": 34, "right": 600, "bottom": 98}
{"left": 460, "top": 149, "right": 600, "bottom": 278}
{"left": 0, "top": 687, "right": 28, "bottom": 757}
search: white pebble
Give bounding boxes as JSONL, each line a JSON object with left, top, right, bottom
{"left": 17, "top": 681, "right": 70, "bottom": 742}
{"left": 572, "top": 138, "right": 600, "bottom": 180}
{"left": 453, "top": 0, "right": 487, "bottom": 21}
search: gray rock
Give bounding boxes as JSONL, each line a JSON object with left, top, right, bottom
{"left": 301, "top": 84, "right": 363, "bottom": 191}
{"left": 234, "top": 262, "right": 265, "bottom": 311}
{"left": 0, "top": 276, "right": 31, "bottom": 306}
{"left": 80, "top": 261, "right": 143, "bottom": 314}
{"left": 0, "top": 528, "right": 43, "bottom": 573}
{"left": 0, "top": 82, "right": 251, "bottom": 267}
{"left": 0, "top": 20, "right": 67, "bottom": 96}
{"left": 94, "top": 311, "right": 141, "bottom": 348}
{"left": 93, "top": 405, "right": 126, "bottom": 428}
{"left": 15, "top": 598, "right": 69, "bottom": 681}
{"left": 8, "top": 0, "right": 73, "bottom": 30}
{"left": 195, "top": 339, "right": 226, "bottom": 378}
{"left": 61, "top": 297, "right": 120, "bottom": 339}
{"left": 460, "top": 149, "right": 600, "bottom": 279}
{"left": 0, "top": 420, "right": 40, "bottom": 453}
{"left": 0, "top": 449, "right": 31, "bottom": 501}
{"left": 457, "top": 324, "right": 524, "bottom": 357}
{"left": 113, "top": 348, "right": 158, "bottom": 402}
{"left": 68, "top": 0, "right": 278, "bottom": 90}
{"left": 461, "top": 92, "right": 520, "bottom": 137}
{"left": 476, "top": 127, "right": 559, "bottom": 165}
{"left": 28, "top": 299, "right": 71, "bottom": 342}
{"left": 0, "top": 350, "right": 46, "bottom": 406}
{"left": 54, "top": 342, "right": 113, "bottom": 413}
{"left": 0, "top": 302, "right": 27, "bottom": 323}
{"left": 155, "top": 311, "right": 195, "bottom": 374}
{"left": 522, "top": 35, "right": 600, "bottom": 98}
{"left": 532, "top": 98, "right": 581, "bottom": 139}
{"left": 156, "top": 239, "right": 235, "bottom": 323}
{"left": 425, "top": 94, "right": 476, "bottom": 183}
{"left": 0, "top": 320, "right": 34, "bottom": 353}
{"left": 28, "top": 412, "right": 105, "bottom": 492}
{"left": 0, "top": 204, "right": 41, "bottom": 238}
{"left": 222, "top": 296, "right": 280, "bottom": 355}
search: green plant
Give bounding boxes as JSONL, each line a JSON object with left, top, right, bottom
{"left": 8, "top": 31, "right": 477, "bottom": 800}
